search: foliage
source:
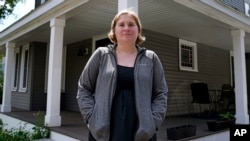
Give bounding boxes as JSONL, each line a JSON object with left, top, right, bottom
{"left": 0, "top": 111, "right": 50, "bottom": 141}
{"left": 0, "top": 0, "right": 22, "bottom": 19}
{"left": 219, "top": 112, "right": 235, "bottom": 120}
{"left": 31, "top": 111, "right": 50, "bottom": 139}
{"left": 0, "top": 123, "right": 31, "bottom": 141}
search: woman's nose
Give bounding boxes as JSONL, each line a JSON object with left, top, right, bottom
{"left": 124, "top": 25, "right": 129, "bottom": 30}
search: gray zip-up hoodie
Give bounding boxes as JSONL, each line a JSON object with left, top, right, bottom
{"left": 77, "top": 45, "right": 168, "bottom": 141}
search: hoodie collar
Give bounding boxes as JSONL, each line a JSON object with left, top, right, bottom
{"left": 107, "top": 44, "right": 146, "bottom": 55}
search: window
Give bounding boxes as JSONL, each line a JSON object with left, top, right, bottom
{"left": 230, "top": 51, "right": 235, "bottom": 87}
{"left": 19, "top": 44, "right": 29, "bottom": 92}
{"left": 41, "top": 0, "right": 47, "bottom": 4}
{"left": 92, "top": 33, "right": 112, "bottom": 51}
{"left": 35, "top": 0, "right": 48, "bottom": 8}
{"left": 12, "top": 48, "right": 20, "bottom": 91}
{"left": 179, "top": 39, "right": 198, "bottom": 72}
{"left": 245, "top": 0, "right": 250, "bottom": 16}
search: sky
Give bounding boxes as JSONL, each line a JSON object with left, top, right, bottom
{"left": 0, "top": 0, "right": 35, "bottom": 32}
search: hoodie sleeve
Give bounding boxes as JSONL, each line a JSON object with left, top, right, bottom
{"left": 76, "top": 48, "right": 102, "bottom": 123}
{"left": 151, "top": 52, "right": 168, "bottom": 129}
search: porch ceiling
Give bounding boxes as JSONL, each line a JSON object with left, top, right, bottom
{"left": 8, "top": 0, "right": 250, "bottom": 52}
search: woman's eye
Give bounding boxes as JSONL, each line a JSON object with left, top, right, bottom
{"left": 118, "top": 23, "right": 124, "bottom": 27}
{"left": 128, "top": 23, "right": 135, "bottom": 27}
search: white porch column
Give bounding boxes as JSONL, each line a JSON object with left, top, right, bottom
{"left": 1, "top": 42, "right": 15, "bottom": 112}
{"left": 231, "top": 29, "right": 249, "bottom": 124}
{"left": 118, "top": 0, "right": 138, "bottom": 14}
{"left": 45, "top": 18, "right": 65, "bottom": 127}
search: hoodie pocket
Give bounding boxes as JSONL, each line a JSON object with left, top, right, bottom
{"left": 136, "top": 110, "right": 157, "bottom": 141}
{"left": 88, "top": 105, "right": 97, "bottom": 126}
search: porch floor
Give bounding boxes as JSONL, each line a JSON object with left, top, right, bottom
{"left": 2, "top": 108, "right": 225, "bottom": 141}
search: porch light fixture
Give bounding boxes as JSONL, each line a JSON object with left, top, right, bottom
{"left": 77, "top": 47, "right": 88, "bottom": 56}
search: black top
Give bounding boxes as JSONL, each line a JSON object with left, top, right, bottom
{"left": 110, "top": 65, "right": 137, "bottom": 141}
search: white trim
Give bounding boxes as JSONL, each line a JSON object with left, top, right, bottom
{"left": 245, "top": 1, "right": 250, "bottom": 16}
{"left": 18, "top": 44, "right": 29, "bottom": 92}
{"left": 11, "top": 48, "right": 20, "bottom": 91}
{"left": 179, "top": 39, "right": 198, "bottom": 72}
{"left": 44, "top": 44, "right": 66, "bottom": 93}
{"left": 246, "top": 0, "right": 250, "bottom": 3}
{"left": 118, "top": 0, "right": 138, "bottom": 14}
{"left": 174, "top": 0, "right": 250, "bottom": 33}
{"left": 0, "top": 0, "right": 89, "bottom": 46}
{"left": 41, "top": 0, "right": 47, "bottom": 4}
{"left": 92, "top": 33, "right": 109, "bottom": 52}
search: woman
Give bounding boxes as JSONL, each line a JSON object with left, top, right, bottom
{"left": 77, "top": 9, "right": 168, "bottom": 141}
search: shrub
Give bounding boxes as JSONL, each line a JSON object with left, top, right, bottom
{"left": 0, "top": 111, "right": 50, "bottom": 141}
{"left": 219, "top": 112, "right": 235, "bottom": 120}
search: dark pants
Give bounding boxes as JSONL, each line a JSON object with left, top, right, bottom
{"left": 88, "top": 131, "right": 157, "bottom": 141}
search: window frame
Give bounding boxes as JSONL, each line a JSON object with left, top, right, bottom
{"left": 18, "top": 44, "right": 29, "bottom": 92}
{"left": 179, "top": 39, "right": 198, "bottom": 72}
{"left": 245, "top": 0, "right": 250, "bottom": 16}
{"left": 12, "top": 48, "right": 20, "bottom": 91}
{"left": 92, "top": 33, "right": 109, "bottom": 52}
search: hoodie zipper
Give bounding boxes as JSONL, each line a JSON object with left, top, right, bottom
{"left": 133, "top": 48, "right": 144, "bottom": 133}
{"left": 108, "top": 47, "right": 117, "bottom": 141}
{"left": 110, "top": 51, "right": 117, "bottom": 106}
{"left": 108, "top": 45, "right": 144, "bottom": 140}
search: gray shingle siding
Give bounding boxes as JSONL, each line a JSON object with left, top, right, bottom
{"left": 219, "top": 0, "right": 245, "bottom": 14}
{"left": 30, "top": 42, "right": 47, "bottom": 111}
{"left": 143, "top": 30, "right": 231, "bottom": 116}
{"left": 64, "top": 38, "right": 92, "bottom": 111}
{"left": 64, "top": 30, "right": 231, "bottom": 115}
{"left": 12, "top": 44, "right": 32, "bottom": 110}
{"left": 11, "top": 31, "right": 231, "bottom": 116}
{"left": 12, "top": 42, "right": 47, "bottom": 111}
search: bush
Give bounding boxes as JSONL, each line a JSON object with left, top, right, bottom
{"left": 0, "top": 111, "right": 50, "bottom": 141}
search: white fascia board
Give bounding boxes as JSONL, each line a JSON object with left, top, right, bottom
{"left": 174, "top": 0, "right": 250, "bottom": 33}
{"left": 0, "top": 0, "right": 89, "bottom": 46}
{"left": 0, "top": 0, "right": 64, "bottom": 39}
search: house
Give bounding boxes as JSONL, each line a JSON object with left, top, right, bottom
{"left": 0, "top": 0, "right": 249, "bottom": 140}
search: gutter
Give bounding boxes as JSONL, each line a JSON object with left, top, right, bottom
{"left": 0, "top": 0, "right": 89, "bottom": 46}
{"left": 174, "top": 0, "right": 250, "bottom": 33}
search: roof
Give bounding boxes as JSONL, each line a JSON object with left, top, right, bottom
{"left": 0, "top": 0, "right": 249, "bottom": 52}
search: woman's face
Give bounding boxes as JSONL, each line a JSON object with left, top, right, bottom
{"left": 114, "top": 14, "right": 139, "bottom": 45}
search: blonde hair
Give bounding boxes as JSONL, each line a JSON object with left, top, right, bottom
{"left": 108, "top": 9, "right": 146, "bottom": 45}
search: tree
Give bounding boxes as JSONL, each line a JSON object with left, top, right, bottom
{"left": 0, "top": 0, "right": 22, "bottom": 19}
